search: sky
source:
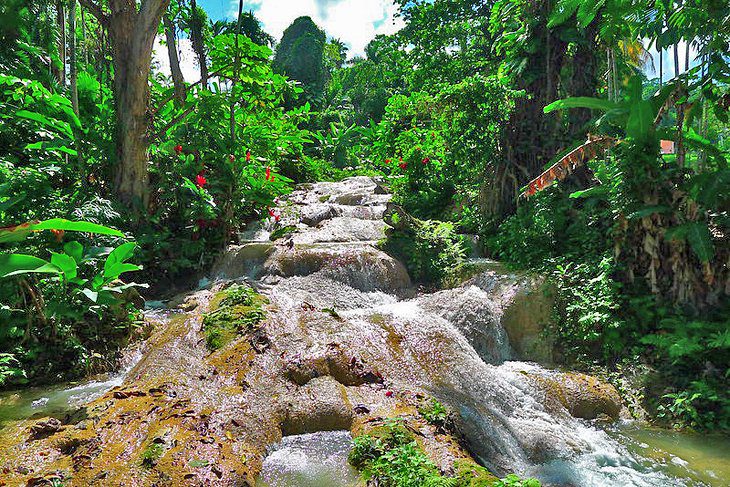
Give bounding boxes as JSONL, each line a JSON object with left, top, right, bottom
{"left": 154, "top": 0, "right": 404, "bottom": 82}
{"left": 203, "top": 0, "right": 403, "bottom": 57}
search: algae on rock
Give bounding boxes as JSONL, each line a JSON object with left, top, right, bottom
{"left": 202, "top": 284, "right": 268, "bottom": 350}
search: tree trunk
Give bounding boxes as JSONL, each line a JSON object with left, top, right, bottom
{"left": 68, "top": 0, "right": 79, "bottom": 117}
{"left": 189, "top": 0, "right": 208, "bottom": 87}
{"left": 230, "top": 0, "right": 244, "bottom": 145}
{"left": 484, "top": 0, "right": 568, "bottom": 222}
{"left": 568, "top": 21, "right": 599, "bottom": 136}
{"left": 56, "top": 1, "right": 66, "bottom": 86}
{"left": 163, "top": 13, "right": 186, "bottom": 106}
{"left": 659, "top": 47, "right": 662, "bottom": 88}
{"left": 105, "top": 0, "right": 171, "bottom": 208}
{"left": 68, "top": 0, "right": 84, "bottom": 172}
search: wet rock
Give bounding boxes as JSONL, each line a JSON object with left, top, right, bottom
{"left": 281, "top": 377, "right": 354, "bottom": 435}
{"left": 266, "top": 244, "right": 411, "bottom": 292}
{"left": 29, "top": 418, "right": 62, "bottom": 440}
{"left": 531, "top": 371, "right": 623, "bottom": 420}
{"left": 300, "top": 204, "right": 337, "bottom": 226}
{"left": 466, "top": 266, "right": 555, "bottom": 364}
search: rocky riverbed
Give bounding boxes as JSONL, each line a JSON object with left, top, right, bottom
{"left": 0, "top": 177, "right": 700, "bottom": 486}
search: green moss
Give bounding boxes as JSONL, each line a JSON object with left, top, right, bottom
{"left": 203, "top": 284, "right": 267, "bottom": 350}
{"left": 349, "top": 417, "right": 540, "bottom": 487}
{"left": 453, "top": 460, "right": 499, "bottom": 486}
{"left": 140, "top": 442, "right": 165, "bottom": 468}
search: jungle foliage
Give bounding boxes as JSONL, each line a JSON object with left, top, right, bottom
{"left": 0, "top": 0, "right": 728, "bottom": 436}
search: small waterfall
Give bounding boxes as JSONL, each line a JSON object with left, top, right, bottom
{"left": 229, "top": 177, "right": 709, "bottom": 486}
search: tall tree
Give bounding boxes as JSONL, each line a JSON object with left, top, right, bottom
{"left": 188, "top": 0, "right": 208, "bottom": 87}
{"left": 163, "top": 8, "right": 186, "bottom": 106}
{"left": 56, "top": 0, "right": 66, "bottom": 86}
{"left": 273, "top": 16, "right": 327, "bottom": 106}
{"left": 79, "top": 0, "right": 171, "bottom": 208}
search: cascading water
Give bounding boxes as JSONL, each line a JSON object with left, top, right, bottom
{"left": 255, "top": 431, "right": 361, "bottom": 487}
{"left": 1, "top": 176, "right": 725, "bottom": 486}
{"left": 249, "top": 177, "right": 721, "bottom": 486}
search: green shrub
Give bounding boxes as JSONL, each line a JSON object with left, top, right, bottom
{"left": 382, "top": 208, "right": 468, "bottom": 287}
{"left": 418, "top": 398, "right": 449, "bottom": 427}
{"left": 349, "top": 418, "right": 539, "bottom": 487}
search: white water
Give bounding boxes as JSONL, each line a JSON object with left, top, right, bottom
{"left": 248, "top": 177, "right": 722, "bottom": 486}
{"left": 256, "top": 431, "right": 361, "bottom": 487}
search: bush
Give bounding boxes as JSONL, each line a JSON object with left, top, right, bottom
{"left": 349, "top": 418, "right": 539, "bottom": 487}
{"left": 382, "top": 206, "right": 468, "bottom": 287}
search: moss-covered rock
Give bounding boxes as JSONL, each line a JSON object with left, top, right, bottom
{"left": 530, "top": 371, "right": 623, "bottom": 420}
{"left": 202, "top": 284, "right": 268, "bottom": 351}
{"left": 349, "top": 416, "right": 539, "bottom": 487}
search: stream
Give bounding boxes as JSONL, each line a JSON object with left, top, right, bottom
{"left": 0, "top": 176, "right": 728, "bottom": 486}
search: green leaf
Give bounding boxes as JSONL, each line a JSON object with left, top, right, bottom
{"left": 25, "top": 140, "right": 78, "bottom": 157}
{"left": 32, "top": 219, "right": 124, "bottom": 236}
{"left": 0, "top": 219, "right": 124, "bottom": 243}
{"left": 0, "top": 254, "right": 60, "bottom": 278}
{"left": 15, "top": 110, "right": 73, "bottom": 138}
{"left": 63, "top": 241, "right": 84, "bottom": 263}
{"left": 685, "top": 223, "right": 714, "bottom": 263}
{"left": 103, "top": 242, "right": 138, "bottom": 279}
{"left": 51, "top": 252, "right": 78, "bottom": 280}
{"left": 569, "top": 185, "right": 608, "bottom": 199}
{"left": 626, "top": 100, "right": 654, "bottom": 141}
{"left": 544, "top": 97, "right": 618, "bottom": 114}
{"left": 81, "top": 288, "right": 99, "bottom": 303}
{"left": 665, "top": 222, "right": 714, "bottom": 262}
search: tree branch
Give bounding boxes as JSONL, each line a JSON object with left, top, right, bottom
{"left": 151, "top": 67, "right": 228, "bottom": 115}
{"left": 78, "top": 0, "right": 107, "bottom": 25}
{"left": 150, "top": 105, "right": 196, "bottom": 141}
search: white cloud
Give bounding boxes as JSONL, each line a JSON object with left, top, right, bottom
{"left": 152, "top": 36, "right": 200, "bottom": 82}
{"left": 232, "top": 0, "right": 404, "bottom": 58}
{"left": 643, "top": 39, "right": 699, "bottom": 81}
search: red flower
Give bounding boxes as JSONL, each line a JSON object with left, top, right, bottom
{"left": 229, "top": 154, "right": 235, "bottom": 163}
{"left": 174, "top": 144, "right": 183, "bottom": 154}
{"left": 268, "top": 207, "right": 281, "bottom": 222}
{"left": 399, "top": 162, "right": 408, "bottom": 170}
{"left": 385, "top": 159, "right": 392, "bottom": 164}
{"left": 422, "top": 157, "right": 429, "bottom": 164}
{"left": 50, "top": 229, "right": 64, "bottom": 242}
{"left": 195, "top": 173, "right": 207, "bottom": 188}
{"left": 246, "top": 150, "right": 251, "bottom": 163}
{"left": 265, "top": 166, "right": 275, "bottom": 182}
{"left": 385, "top": 390, "right": 394, "bottom": 398}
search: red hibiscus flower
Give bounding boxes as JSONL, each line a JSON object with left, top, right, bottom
{"left": 399, "top": 162, "right": 408, "bottom": 170}
{"left": 246, "top": 150, "right": 251, "bottom": 163}
{"left": 265, "top": 166, "right": 276, "bottom": 182}
{"left": 195, "top": 173, "right": 207, "bottom": 188}
{"left": 174, "top": 144, "right": 183, "bottom": 154}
